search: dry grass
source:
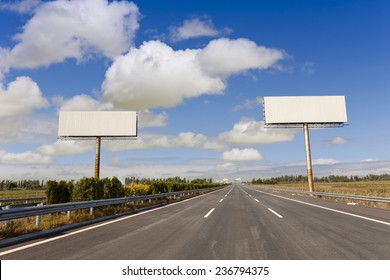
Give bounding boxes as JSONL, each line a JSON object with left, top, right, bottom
{"left": 255, "top": 181, "right": 390, "bottom": 209}
{"left": 0, "top": 194, "right": 196, "bottom": 240}
{"left": 0, "top": 203, "right": 139, "bottom": 240}
{"left": 272, "top": 181, "right": 390, "bottom": 197}
{"left": 0, "top": 189, "right": 46, "bottom": 200}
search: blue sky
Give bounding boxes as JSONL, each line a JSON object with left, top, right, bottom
{"left": 0, "top": 0, "right": 389, "bottom": 182}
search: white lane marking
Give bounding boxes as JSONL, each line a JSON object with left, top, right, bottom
{"left": 220, "top": 199, "right": 224, "bottom": 203}
{"left": 0, "top": 188, "right": 225, "bottom": 257}
{"left": 204, "top": 208, "right": 215, "bottom": 218}
{"left": 254, "top": 199, "right": 260, "bottom": 203}
{"left": 268, "top": 208, "right": 283, "bottom": 218}
{"left": 225, "top": 195, "right": 228, "bottom": 197}
{"left": 249, "top": 188, "right": 390, "bottom": 226}
{"left": 249, "top": 194, "right": 252, "bottom": 197}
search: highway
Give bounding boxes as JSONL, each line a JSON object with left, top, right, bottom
{"left": 0, "top": 184, "right": 389, "bottom": 259}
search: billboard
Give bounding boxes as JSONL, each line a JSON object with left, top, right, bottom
{"left": 58, "top": 111, "right": 137, "bottom": 137}
{"left": 263, "top": 96, "right": 347, "bottom": 126}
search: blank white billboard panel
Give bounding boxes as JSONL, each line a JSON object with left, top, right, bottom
{"left": 58, "top": 111, "right": 137, "bottom": 137}
{"left": 263, "top": 96, "right": 347, "bottom": 125}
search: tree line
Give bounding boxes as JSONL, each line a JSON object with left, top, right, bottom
{"left": 45, "top": 176, "right": 226, "bottom": 204}
{"left": 0, "top": 176, "right": 215, "bottom": 191}
{"left": 252, "top": 174, "right": 390, "bottom": 185}
{"left": 124, "top": 176, "right": 213, "bottom": 185}
{"left": 0, "top": 180, "right": 44, "bottom": 190}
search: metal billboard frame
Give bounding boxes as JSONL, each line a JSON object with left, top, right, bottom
{"left": 58, "top": 111, "right": 138, "bottom": 178}
{"left": 262, "top": 96, "right": 348, "bottom": 192}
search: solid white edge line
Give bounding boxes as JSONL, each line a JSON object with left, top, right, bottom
{"left": 249, "top": 187, "right": 390, "bottom": 226}
{"left": 268, "top": 208, "right": 284, "bottom": 218}
{"left": 204, "top": 208, "right": 215, "bottom": 218}
{"left": 0, "top": 188, "right": 225, "bottom": 257}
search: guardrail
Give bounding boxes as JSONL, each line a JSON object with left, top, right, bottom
{"left": 0, "top": 197, "right": 46, "bottom": 207}
{"left": 0, "top": 187, "right": 221, "bottom": 228}
{"left": 252, "top": 185, "right": 390, "bottom": 204}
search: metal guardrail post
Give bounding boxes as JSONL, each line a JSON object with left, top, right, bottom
{"left": 35, "top": 203, "right": 43, "bottom": 229}
{"left": 4, "top": 205, "right": 10, "bottom": 226}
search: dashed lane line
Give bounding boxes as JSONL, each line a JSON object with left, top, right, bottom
{"left": 204, "top": 208, "right": 215, "bottom": 218}
{"left": 268, "top": 208, "right": 284, "bottom": 218}
{"left": 0, "top": 188, "right": 225, "bottom": 257}
{"left": 248, "top": 187, "right": 390, "bottom": 226}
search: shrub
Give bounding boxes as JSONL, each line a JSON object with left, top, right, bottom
{"left": 123, "top": 182, "right": 151, "bottom": 196}
{"left": 102, "top": 177, "right": 124, "bottom": 199}
{"left": 46, "top": 180, "right": 73, "bottom": 204}
{"left": 73, "top": 177, "right": 104, "bottom": 201}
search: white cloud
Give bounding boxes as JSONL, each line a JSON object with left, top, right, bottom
{"left": 0, "top": 150, "right": 51, "bottom": 164}
{"left": 232, "top": 97, "right": 263, "bottom": 111}
{"left": 300, "top": 61, "right": 315, "bottom": 74}
{"left": 232, "top": 99, "right": 255, "bottom": 111}
{"left": 55, "top": 94, "right": 168, "bottom": 128}
{"left": 219, "top": 117, "right": 296, "bottom": 145}
{"left": 217, "top": 162, "right": 237, "bottom": 172}
{"left": 56, "top": 94, "right": 113, "bottom": 111}
{"left": 0, "top": 114, "right": 57, "bottom": 145}
{"left": 37, "top": 140, "right": 94, "bottom": 156}
{"left": 108, "top": 131, "right": 226, "bottom": 152}
{"left": 173, "top": 132, "right": 226, "bottom": 151}
{"left": 222, "top": 148, "right": 262, "bottom": 161}
{"left": 2, "top": 157, "right": 390, "bottom": 181}
{"left": 102, "top": 40, "right": 225, "bottom": 109}
{"left": 174, "top": 132, "right": 208, "bottom": 148}
{"left": 0, "top": 0, "right": 41, "bottom": 14}
{"left": 361, "top": 158, "right": 376, "bottom": 162}
{"left": 197, "top": 38, "right": 284, "bottom": 77}
{"left": 0, "top": 0, "right": 140, "bottom": 70}
{"left": 0, "top": 118, "right": 26, "bottom": 144}
{"left": 325, "top": 136, "right": 349, "bottom": 148}
{"left": 0, "top": 76, "right": 48, "bottom": 119}
{"left": 169, "top": 17, "right": 223, "bottom": 42}
{"left": 312, "top": 158, "right": 339, "bottom": 165}
{"left": 102, "top": 38, "right": 284, "bottom": 110}
{"left": 138, "top": 109, "right": 168, "bottom": 128}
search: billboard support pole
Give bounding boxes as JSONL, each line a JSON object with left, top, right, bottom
{"left": 94, "top": 136, "right": 101, "bottom": 179}
{"left": 303, "top": 123, "right": 314, "bottom": 192}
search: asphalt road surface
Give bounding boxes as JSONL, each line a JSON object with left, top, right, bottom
{"left": 1, "top": 184, "right": 389, "bottom": 259}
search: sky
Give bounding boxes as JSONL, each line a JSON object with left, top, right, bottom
{"left": 0, "top": 0, "right": 389, "bottom": 182}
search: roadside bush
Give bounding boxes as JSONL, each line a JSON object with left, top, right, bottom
{"left": 73, "top": 177, "right": 104, "bottom": 201}
{"left": 123, "top": 182, "right": 151, "bottom": 196}
{"left": 44, "top": 177, "right": 225, "bottom": 203}
{"left": 102, "top": 176, "right": 124, "bottom": 199}
{"left": 149, "top": 181, "right": 168, "bottom": 194}
{"left": 46, "top": 180, "right": 73, "bottom": 204}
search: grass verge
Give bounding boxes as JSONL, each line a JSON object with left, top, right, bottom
{"left": 0, "top": 194, "right": 196, "bottom": 240}
{"left": 254, "top": 181, "right": 390, "bottom": 209}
